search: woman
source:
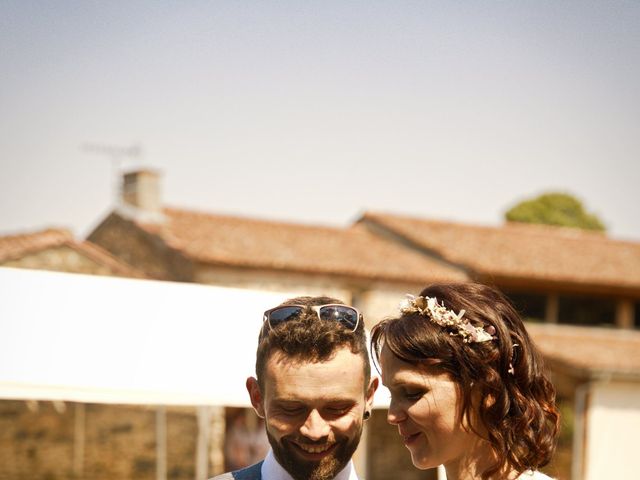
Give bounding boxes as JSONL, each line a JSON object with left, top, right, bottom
{"left": 371, "top": 283, "right": 559, "bottom": 480}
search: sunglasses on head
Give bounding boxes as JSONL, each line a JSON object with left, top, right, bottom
{"left": 263, "top": 304, "right": 361, "bottom": 332}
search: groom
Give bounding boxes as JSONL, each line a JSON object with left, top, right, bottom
{"left": 212, "top": 296, "right": 378, "bottom": 480}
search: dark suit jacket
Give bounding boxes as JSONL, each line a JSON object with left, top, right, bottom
{"left": 210, "top": 461, "right": 263, "bottom": 480}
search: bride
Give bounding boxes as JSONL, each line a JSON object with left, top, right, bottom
{"left": 371, "top": 283, "right": 559, "bottom": 480}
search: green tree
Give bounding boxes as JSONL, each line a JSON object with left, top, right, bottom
{"left": 505, "top": 192, "right": 606, "bottom": 231}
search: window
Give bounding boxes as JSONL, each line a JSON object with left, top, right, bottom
{"left": 505, "top": 292, "right": 546, "bottom": 322}
{"left": 558, "top": 295, "right": 615, "bottom": 327}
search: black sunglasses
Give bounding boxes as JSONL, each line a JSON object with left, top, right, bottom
{"left": 263, "top": 304, "right": 361, "bottom": 332}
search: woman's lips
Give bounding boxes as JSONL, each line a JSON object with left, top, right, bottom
{"left": 401, "top": 432, "right": 421, "bottom": 446}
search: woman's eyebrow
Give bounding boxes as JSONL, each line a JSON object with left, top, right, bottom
{"left": 386, "top": 377, "right": 415, "bottom": 388}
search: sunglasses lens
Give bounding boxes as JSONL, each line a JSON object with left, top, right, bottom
{"left": 318, "top": 306, "right": 359, "bottom": 331}
{"left": 267, "top": 306, "right": 305, "bottom": 327}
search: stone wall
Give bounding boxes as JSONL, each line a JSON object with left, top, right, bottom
{"left": 1, "top": 399, "right": 439, "bottom": 480}
{"left": 88, "top": 213, "right": 194, "bottom": 281}
{"left": 2, "top": 247, "right": 123, "bottom": 277}
{"left": 0, "top": 400, "right": 201, "bottom": 480}
{"left": 0, "top": 400, "right": 74, "bottom": 480}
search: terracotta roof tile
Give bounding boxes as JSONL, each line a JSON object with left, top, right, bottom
{"left": 135, "top": 208, "right": 467, "bottom": 283}
{"left": 360, "top": 212, "right": 640, "bottom": 291}
{"left": 0, "top": 228, "right": 145, "bottom": 278}
{"left": 0, "top": 228, "right": 74, "bottom": 262}
{"left": 527, "top": 323, "right": 640, "bottom": 378}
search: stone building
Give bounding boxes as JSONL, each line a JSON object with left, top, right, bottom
{"left": 87, "top": 170, "right": 468, "bottom": 327}
{"left": 88, "top": 171, "right": 640, "bottom": 332}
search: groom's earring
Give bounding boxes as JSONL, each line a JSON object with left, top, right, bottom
{"left": 363, "top": 410, "right": 371, "bottom": 420}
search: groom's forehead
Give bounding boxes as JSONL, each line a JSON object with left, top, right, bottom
{"left": 263, "top": 348, "right": 366, "bottom": 396}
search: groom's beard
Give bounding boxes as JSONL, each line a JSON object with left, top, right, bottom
{"left": 266, "top": 424, "right": 362, "bottom": 480}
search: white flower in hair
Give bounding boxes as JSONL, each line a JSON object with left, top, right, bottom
{"left": 399, "top": 294, "right": 496, "bottom": 343}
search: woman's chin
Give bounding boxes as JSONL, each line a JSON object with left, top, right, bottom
{"left": 409, "top": 453, "right": 439, "bottom": 471}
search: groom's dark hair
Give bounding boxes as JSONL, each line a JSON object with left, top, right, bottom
{"left": 255, "top": 296, "right": 370, "bottom": 391}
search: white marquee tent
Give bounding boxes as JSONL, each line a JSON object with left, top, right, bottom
{"left": 0, "top": 267, "right": 388, "bottom": 407}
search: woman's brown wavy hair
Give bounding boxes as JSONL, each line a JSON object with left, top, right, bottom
{"left": 371, "top": 283, "right": 559, "bottom": 479}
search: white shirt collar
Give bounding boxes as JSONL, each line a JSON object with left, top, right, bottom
{"left": 261, "top": 449, "right": 359, "bottom": 480}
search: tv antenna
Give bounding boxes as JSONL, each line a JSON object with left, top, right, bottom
{"left": 82, "top": 143, "right": 142, "bottom": 205}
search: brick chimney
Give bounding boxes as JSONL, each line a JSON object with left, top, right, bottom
{"left": 118, "top": 169, "right": 165, "bottom": 223}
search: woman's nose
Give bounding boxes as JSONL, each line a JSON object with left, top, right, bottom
{"left": 387, "top": 398, "right": 406, "bottom": 425}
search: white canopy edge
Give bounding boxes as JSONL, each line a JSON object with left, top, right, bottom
{"left": 0, "top": 381, "right": 241, "bottom": 406}
{"left": 0, "top": 267, "right": 390, "bottom": 408}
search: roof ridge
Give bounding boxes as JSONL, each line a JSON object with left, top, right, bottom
{"left": 0, "top": 227, "right": 73, "bottom": 241}
{"left": 163, "top": 206, "right": 349, "bottom": 234}
{"left": 364, "top": 211, "right": 637, "bottom": 245}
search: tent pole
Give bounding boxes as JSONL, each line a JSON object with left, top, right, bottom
{"left": 196, "top": 406, "right": 211, "bottom": 480}
{"left": 156, "top": 406, "right": 167, "bottom": 480}
{"left": 73, "top": 402, "right": 85, "bottom": 477}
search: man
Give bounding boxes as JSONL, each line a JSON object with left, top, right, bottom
{"left": 213, "top": 296, "right": 378, "bottom": 480}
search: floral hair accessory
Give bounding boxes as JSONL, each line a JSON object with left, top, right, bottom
{"left": 399, "top": 294, "right": 496, "bottom": 343}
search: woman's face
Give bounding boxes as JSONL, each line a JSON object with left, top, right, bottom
{"left": 380, "top": 345, "right": 479, "bottom": 471}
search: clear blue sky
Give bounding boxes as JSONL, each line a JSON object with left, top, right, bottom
{"left": 1, "top": 1, "right": 639, "bottom": 240}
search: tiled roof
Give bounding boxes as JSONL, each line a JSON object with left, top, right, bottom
{"left": 134, "top": 208, "right": 467, "bottom": 283}
{"left": 360, "top": 212, "right": 640, "bottom": 292}
{"left": 0, "top": 228, "right": 74, "bottom": 262}
{"left": 527, "top": 323, "right": 640, "bottom": 378}
{"left": 0, "top": 228, "right": 145, "bottom": 278}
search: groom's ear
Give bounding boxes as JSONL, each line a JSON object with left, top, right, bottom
{"left": 366, "top": 376, "right": 379, "bottom": 410}
{"left": 246, "top": 377, "right": 265, "bottom": 418}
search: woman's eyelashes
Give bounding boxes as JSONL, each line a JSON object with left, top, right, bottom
{"left": 389, "top": 386, "right": 426, "bottom": 402}
{"left": 404, "top": 390, "right": 424, "bottom": 401}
